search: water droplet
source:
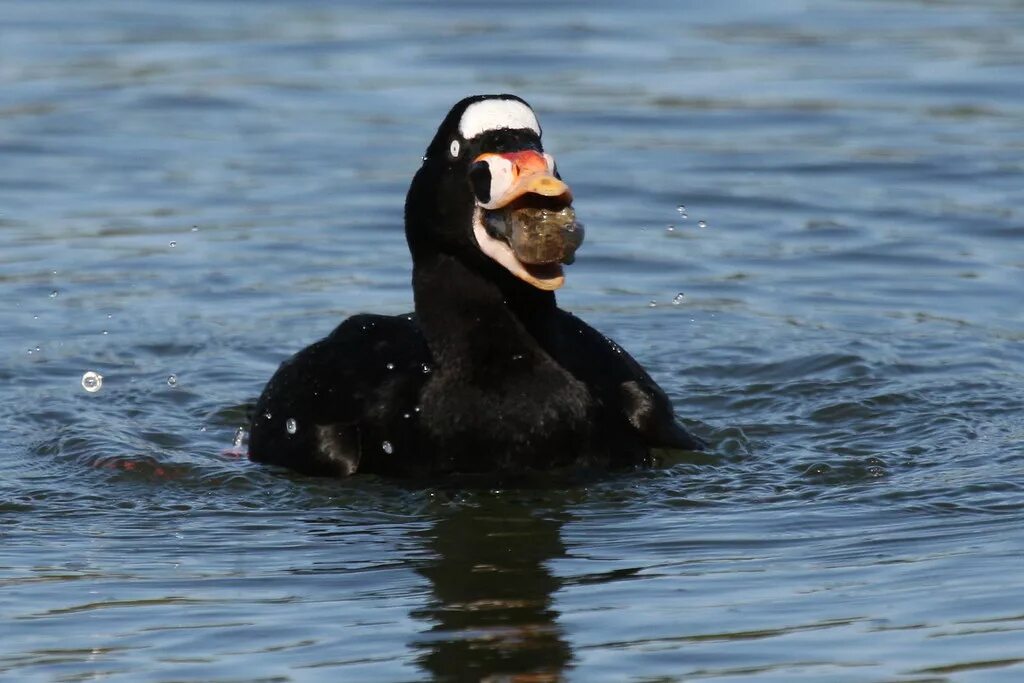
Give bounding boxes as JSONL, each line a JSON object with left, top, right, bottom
{"left": 381, "top": 440, "right": 393, "bottom": 454}
{"left": 672, "top": 292, "right": 685, "bottom": 305}
{"left": 648, "top": 300, "right": 657, "bottom": 308}
{"left": 666, "top": 224, "right": 675, "bottom": 233}
{"left": 263, "top": 411, "right": 272, "bottom": 421}
{"left": 167, "top": 374, "right": 178, "bottom": 387}
{"left": 676, "top": 204, "right": 686, "bottom": 215}
{"left": 402, "top": 412, "right": 411, "bottom": 419}
{"left": 190, "top": 226, "right": 199, "bottom": 232}
{"left": 385, "top": 362, "right": 395, "bottom": 370}
{"left": 81, "top": 371, "right": 103, "bottom": 393}
{"left": 697, "top": 220, "right": 707, "bottom": 229}
{"left": 34, "top": 346, "right": 41, "bottom": 353}
{"left": 101, "top": 330, "right": 108, "bottom": 335}
{"left": 49, "top": 290, "right": 59, "bottom": 299}
{"left": 285, "top": 418, "right": 297, "bottom": 434}
{"left": 232, "top": 427, "right": 246, "bottom": 448}
{"left": 414, "top": 406, "right": 421, "bottom": 413}
{"left": 32, "top": 315, "right": 39, "bottom": 320}
{"left": 421, "top": 363, "right": 431, "bottom": 374}
{"left": 169, "top": 241, "right": 177, "bottom": 248}
{"left": 511, "top": 353, "right": 524, "bottom": 361}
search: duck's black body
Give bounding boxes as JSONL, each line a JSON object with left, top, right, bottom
{"left": 249, "top": 95, "right": 703, "bottom": 478}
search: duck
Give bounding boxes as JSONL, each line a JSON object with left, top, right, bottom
{"left": 248, "top": 94, "right": 704, "bottom": 478}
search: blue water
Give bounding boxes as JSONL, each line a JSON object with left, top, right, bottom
{"left": 2, "top": 1, "right": 1023, "bottom": 680}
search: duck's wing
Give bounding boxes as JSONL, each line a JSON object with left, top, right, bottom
{"left": 552, "top": 310, "right": 705, "bottom": 452}
{"left": 248, "top": 313, "right": 431, "bottom": 476}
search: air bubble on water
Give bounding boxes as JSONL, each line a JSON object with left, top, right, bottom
{"left": 190, "top": 226, "right": 199, "bottom": 232}
{"left": 421, "top": 363, "right": 431, "bottom": 374}
{"left": 232, "top": 427, "right": 246, "bottom": 448}
{"left": 169, "top": 241, "right": 177, "bottom": 248}
{"left": 263, "top": 411, "right": 272, "bottom": 421}
{"left": 385, "top": 362, "right": 395, "bottom": 370}
{"left": 382, "top": 440, "right": 393, "bottom": 454}
{"left": 697, "top": 220, "right": 707, "bottom": 229}
{"left": 403, "top": 412, "right": 411, "bottom": 419}
{"left": 167, "top": 374, "right": 178, "bottom": 387}
{"left": 81, "top": 371, "right": 103, "bottom": 393}
{"left": 49, "top": 290, "right": 58, "bottom": 299}
{"left": 33, "top": 315, "right": 39, "bottom": 320}
{"left": 672, "top": 293, "right": 685, "bottom": 305}
{"left": 102, "top": 330, "right": 108, "bottom": 335}
{"left": 676, "top": 204, "right": 686, "bottom": 216}
{"left": 285, "top": 418, "right": 297, "bottom": 434}
{"left": 648, "top": 300, "right": 657, "bottom": 308}
{"left": 666, "top": 224, "right": 675, "bottom": 233}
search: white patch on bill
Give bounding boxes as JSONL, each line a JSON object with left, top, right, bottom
{"left": 459, "top": 99, "right": 540, "bottom": 140}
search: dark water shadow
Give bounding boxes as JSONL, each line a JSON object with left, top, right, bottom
{"left": 411, "top": 497, "right": 572, "bottom": 682}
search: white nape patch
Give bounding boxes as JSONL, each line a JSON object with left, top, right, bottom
{"left": 459, "top": 99, "right": 540, "bottom": 140}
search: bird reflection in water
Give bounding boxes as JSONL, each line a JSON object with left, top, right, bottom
{"left": 412, "top": 497, "right": 571, "bottom": 681}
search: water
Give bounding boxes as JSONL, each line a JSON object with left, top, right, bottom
{"left": 2, "top": 0, "right": 1023, "bottom": 680}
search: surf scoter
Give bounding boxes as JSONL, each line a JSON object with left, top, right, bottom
{"left": 248, "top": 94, "right": 704, "bottom": 478}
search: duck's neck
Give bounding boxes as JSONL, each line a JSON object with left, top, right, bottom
{"left": 412, "top": 253, "right": 558, "bottom": 376}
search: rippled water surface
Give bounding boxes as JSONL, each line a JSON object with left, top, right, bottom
{"left": 3, "top": 1, "right": 1024, "bottom": 680}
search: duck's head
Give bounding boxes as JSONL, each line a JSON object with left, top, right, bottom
{"left": 405, "top": 95, "right": 583, "bottom": 292}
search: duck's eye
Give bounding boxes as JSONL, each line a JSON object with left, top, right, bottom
{"left": 449, "top": 139, "right": 461, "bottom": 158}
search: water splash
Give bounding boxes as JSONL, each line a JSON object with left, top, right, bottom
{"left": 81, "top": 371, "right": 103, "bottom": 393}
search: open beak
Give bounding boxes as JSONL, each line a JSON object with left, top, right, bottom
{"left": 471, "top": 150, "right": 577, "bottom": 291}
{"left": 473, "top": 150, "right": 572, "bottom": 210}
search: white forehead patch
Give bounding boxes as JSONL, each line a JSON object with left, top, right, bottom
{"left": 458, "top": 99, "right": 540, "bottom": 140}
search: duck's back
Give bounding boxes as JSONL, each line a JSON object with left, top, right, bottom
{"left": 248, "top": 313, "right": 432, "bottom": 477}
{"left": 548, "top": 309, "right": 706, "bottom": 457}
